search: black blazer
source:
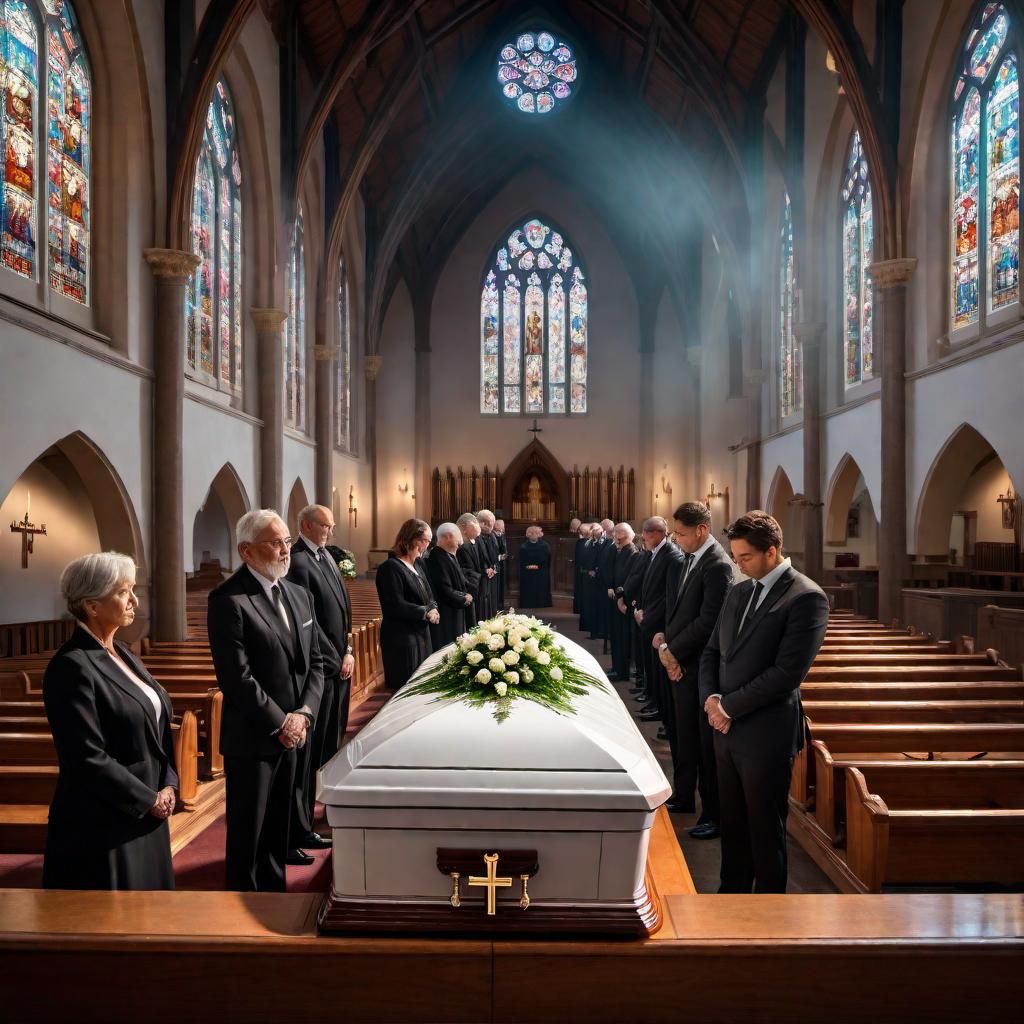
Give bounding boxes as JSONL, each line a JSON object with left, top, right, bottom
{"left": 44, "top": 626, "right": 178, "bottom": 828}
{"left": 286, "top": 539, "right": 350, "bottom": 677}
{"left": 207, "top": 567, "right": 325, "bottom": 758}
{"left": 699, "top": 565, "right": 830, "bottom": 757}
{"left": 456, "top": 539, "right": 484, "bottom": 594}
{"left": 664, "top": 541, "right": 736, "bottom": 673}
{"left": 596, "top": 537, "right": 618, "bottom": 591}
{"left": 637, "top": 542, "right": 685, "bottom": 639}
{"left": 624, "top": 547, "right": 650, "bottom": 609}
{"left": 425, "top": 545, "right": 469, "bottom": 647}
{"left": 612, "top": 543, "right": 642, "bottom": 597}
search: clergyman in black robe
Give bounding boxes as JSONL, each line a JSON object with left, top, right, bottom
{"left": 518, "top": 525, "right": 553, "bottom": 608}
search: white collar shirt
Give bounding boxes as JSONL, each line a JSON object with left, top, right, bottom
{"left": 247, "top": 564, "right": 290, "bottom": 628}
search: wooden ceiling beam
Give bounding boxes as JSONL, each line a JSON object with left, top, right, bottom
{"left": 723, "top": 0, "right": 757, "bottom": 71}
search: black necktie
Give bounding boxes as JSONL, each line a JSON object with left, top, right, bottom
{"left": 738, "top": 580, "right": 763, "bottom": 635}
{"left": 270, "top": 584, "right": 286, "bottom": 623}
{"left": 681, "top": 552, "right": 695, "bottom": 584}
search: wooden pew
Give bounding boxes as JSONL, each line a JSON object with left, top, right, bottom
{"left": 811, "top": 740, "right": 1024, "bottom": 841}
{"left": 790, "top": 721, "right": 1024, "bottom": 807}
{"left": 803, "top": 700, "right": 1024, "bottom": 724}
{"left": 821, "top": 635, "right": 939, "bottom": 648}
{"left": 805, "top": 664, "right": 1021, "bottom": 682}
{"left": 817, "top": 644, "right": 953, "bottom": 655}
{"left": 811, "top": 652, "right": 997, "bottom": 668}
{"left": 845, "top": 766, "right": 1024, "bottom": 891}
{"left": 802, "top": 680, "right": 1024, "bottom": 701}
{"left": 0, "top": 764, "right": 58, "bottom": 804}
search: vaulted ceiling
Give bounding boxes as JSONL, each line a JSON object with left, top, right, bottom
{"left": 288, "top": 0, "right": 791, "bottom": 339}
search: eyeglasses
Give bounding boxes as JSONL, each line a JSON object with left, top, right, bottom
{"left": 254, "top": 537, "right": 292, "bottom": 551}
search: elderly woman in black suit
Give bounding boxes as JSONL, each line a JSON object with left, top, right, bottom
{"left": 43, "top": 552, "right": 178, "bottom": 890}
{"left": 375, "top": 518, "right": 439, "bottom": 692}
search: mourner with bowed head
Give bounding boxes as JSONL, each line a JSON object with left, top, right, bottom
{"left": 455, "top": 512, "right": 488, "bottom": 622}
{"left": 43, "top": 552, "right": 179, "bottom": 890}
{"left": 425, "top": 522, "right": 473, "bottom": 648}
{"left": 375, "top": 518, "right": 439, "bottom": 691}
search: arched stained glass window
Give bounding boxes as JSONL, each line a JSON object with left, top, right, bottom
{"left": 285, "top": 207, "right": 306, "bottom": 429}
{"left": 1, "top": 0, "right": 91, "bottom": 302}
{"left": 779, "top": 193, "right": 801, "bottom": 418}
{"left": 841, "top": 131, "right": 874, "bottom": 386}
{"left": 186, "top": 78, "right": 241, "bottom": 387}
{"left": 335, "top": 256, "right": 351, "bottom": 452}
{"left": 951, "top": 3, "right": 1019, "bottom": 330}
{"left": 481, "top": 216, "right": 586, "bottom": 414}
{"left": 497, "top": 31, "right": 578, "bottom": 115}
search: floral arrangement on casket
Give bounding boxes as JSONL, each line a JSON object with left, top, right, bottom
{"left": 335, "top": 548, "right": 357, "bottom": 580}
{"left": 401, "top": 612, "right": 605, "bottom": 720}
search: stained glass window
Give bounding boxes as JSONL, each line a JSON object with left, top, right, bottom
{"left": 1, "top": 1, "right": 37, "bottom": 282}
{"left": 841, "top": 131, "right": 874, "bottom": 386}
{"left": 45, "top": 0, "right": 89, "bottom": 303}
{"left": 497, "top": 31, "right": 577, "bottom": 115}
{"left": 779, "top": 193, "right": 801, "bottom": 418}
{"left": 335, "top": 256, "right": 351, "bottom": 452}
{"left": 186, "top": 78, "right": 241, "bottom": 387}
{"left": 951, "top": 3, "right": 1019, "bottom": 330}
{"left": 481, "top": 216, "right": 586, "bottom": 414}
{"left": 285, "top": 207, "right": 306, "bottom": 429}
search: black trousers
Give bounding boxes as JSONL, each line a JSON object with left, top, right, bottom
{"left": 714, "top": 736, "right": 794, "bottom": 893}
{"left": 631, "top": 621, "right": 646, "bottom": 688}
{"left": 610, "top": 605, "right": 632, "bottom": 679}
{"left": 225, "top": 747, "right": 297, "bottom": 892}
{"left": 668, "top": 672, "right": 719, "bottom": 821}
{"left": 641, "top": 634, "right": 662, "bottom": 713}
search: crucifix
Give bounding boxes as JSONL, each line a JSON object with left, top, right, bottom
{"left": 10, "top": 492, "right": 46, "bottom": 569}
{"left": 528, "top": 418, "right": 543, "bottom": 439}
{"left": 467, "top": 852, "right": 513, "bottom": 915}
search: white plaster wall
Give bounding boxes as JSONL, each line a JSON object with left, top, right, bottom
{"left": 950, "top": 457, "right": 1016, "bottom": 548}
{"left": 761, "top": 431, "right": 804, "bottom": 501}
{"left": 425, "top": 166, "right": 642, "bottom": 473}
{"left": 376, "top": 279, "right": 416, "bottom": 548}
{"left": 283, "top": 435, "right": 316, "bottom": 526}
{"left": 182, "top": 400, "right": 259, "bottom": 572}
{"left": 332, "top": 452, "right": 373, "bottom": 570}
{"left": 823, "top": 398, "right": 882, "bottom": 512}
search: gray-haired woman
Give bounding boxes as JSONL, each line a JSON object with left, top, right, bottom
{"left": 42, "top": 552, "right": 178, "bottom": 890}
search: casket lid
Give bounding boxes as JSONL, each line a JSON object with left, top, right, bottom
{"left": 318, "top": 634, "right": 670, "bottom": 811}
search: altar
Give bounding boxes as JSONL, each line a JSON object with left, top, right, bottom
{"left": 317, "top": 632, "right": 671, "bottom": 935}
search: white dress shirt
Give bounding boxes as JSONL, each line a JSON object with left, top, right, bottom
{"left": 247, "top": 564, "right": 290, "bottom": 629}
{"left": 680, "top": 534, "right": 716, "bottom": 588}
{"left": 80, "top": 622, "right": 163, "bottom": 724}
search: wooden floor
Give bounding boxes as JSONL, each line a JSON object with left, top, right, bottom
{"left": 1, "top": 806, "right": 1021, "bottom": 1022}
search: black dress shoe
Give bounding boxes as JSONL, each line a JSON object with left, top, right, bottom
{"left": 299, "top": 830, "right": 332, "bottom": 849}
{"left": 606, "top": 671, "right": 620, "bottom": 681}
{"left": 688, "top": 821, "right": 720, "bottom": 840}
{"left": 639, "top": 703, "right": 659, "bottom": 714}
{"left": 628, "top": 686, "right": 644, "bottom": 695}
{"left": 286, "top": 849, "right": 315, "bottom": 866}
{"left": 664, "top": 800, "right": 697, "bottom": 814}
{"left": 656, "top": 727, "right": 667, "bottom": 740}
{"left": 636, "top": 711, "right": 661, "bottom": 722}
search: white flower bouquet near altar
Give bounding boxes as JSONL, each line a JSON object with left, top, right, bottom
{"left": 335, "top": 548, "right": 357, "bottom": 580}
{"left": 401, "top": 611, "right": 605, "bottom": 720}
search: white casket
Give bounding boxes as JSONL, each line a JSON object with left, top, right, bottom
{"left": 317, "top": 633, "right": 671, "bottom": 936}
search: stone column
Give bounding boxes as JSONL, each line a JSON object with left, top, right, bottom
{"left": 144, "top": 248, "right": 199, "bottom": 642}
{"left": 870, "top": 257, "right": 917, "bottom": 625}
{"left": 412, "top": 291, "right": 432, "bottom": 522}
{"left": 743, "top": 369, "right": 768, "bottom": 509}
{"left": 313, "top": 341, "right": 336, "bottom": 507}
{"left": 364, "top": 355, "right": 383, "bottom": 548}
{"left": 251, "top": 308, "right": 288, "bottom": 512}
{"left": 794, "top": 321, "right": 825, "bottom": 582}
{"left": 686, "top": 346, "right": 704, "bottom": 500}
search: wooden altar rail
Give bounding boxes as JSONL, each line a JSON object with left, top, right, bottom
{"left": 569, "top": 465, "right": 635, "bottom": 523}
{"left": 431, "top": 466, "right": 499, "bottom": 525}
{"left": 0, "top": 619, "right": 75, "bottom": 659}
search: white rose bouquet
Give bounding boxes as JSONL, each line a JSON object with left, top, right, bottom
{"left": 402, "top": 611, "right": 604, "bottom": 720}
{"left": 334, "top": 547, "right": 357, "bottom": 580}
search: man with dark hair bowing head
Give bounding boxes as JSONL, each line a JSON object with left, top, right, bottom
{"left": 208, "top": 509, "right": 324, "bottom": 892}
{"left": 655, "top": 502, "right": 734, "bottom": 835}
{"left": 700, "top": 511, "right": 828, "bottom": 893}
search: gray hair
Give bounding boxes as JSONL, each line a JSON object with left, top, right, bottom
{"left": 456, "top": 512, "right": 480, "bottom": 531}
{"left": 60, "top": 552, "right": 137, "bottom": 619}
{"left": 436, "top": 522, "right": 462, "bottom": 542}
{"left": 476, "top": 509, "right": 495, "bottom": 524}
{"left": 613, "top": 522, "right": 635, "bottom": 540}
{"left": 298, "top": 504, "right": 330, "bottom": 526}
{"left": 642, "top": 516, "right": 668, "bottom": 534}
{"left": 236, "top": 509, "right": 286, "bottom": 545}
{"left": 600, "top": 519, "right": 614, "bottom": 531}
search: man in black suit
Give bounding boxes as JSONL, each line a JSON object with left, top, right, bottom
{"left": 608, "top": 523, "right": 641, "bottom": 681}
{"left": 569, "top": 518, "right": 583, "bottom": 613}
{"left": 655, "top": 502, "right": 735, "bottom": 835}
{"left": 208, "top": 509, "right": 325, "bottom": 892}
{"left": 576, "top": 524, "right": 598, "bottom": 633}
{"left": 477, "top": 510, "right": 501, "bottom": 616}
{"left": 285, "top": 504, "right": 352, "bottom": 863}
{"left": 633, "top": 517, "right": 684, "bottom": 724}
{"left": 456, "top": 513, "right": 487, "bottom": 622}
{"left": 425, "top": 522, "right": 473, "bottom": 645}
{"left": 595, "top": 520, "right": 618, "bottom": 646}
{"left": 699, "top": 511, "right": 829, "bottom": 893}
{"left": 493, "top": 518, "right": 509, "bottom": 609}
{"left": 623, "top": 542, "right": 651, "bottom": 700}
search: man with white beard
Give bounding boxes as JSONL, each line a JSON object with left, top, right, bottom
{"left": 207, "top": 509, "right": 325, "bottom": 892}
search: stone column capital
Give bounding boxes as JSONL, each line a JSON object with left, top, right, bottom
{"left": 793, "top": 321, "right": 825, "bottom": 345}
{"left": 250, "top": 307, "right": 288, "bottom": 331}
{"left": 144, "top": 248, "right": 200, "bottom": 280}
{"left": 364, "top": 354, "right": 383, "bottom": 381}
{"left": 313, "top": 344, "right": 338, "bottom": 362}
{"left": 869, "top": 257, "right": 917, "bottom": 290}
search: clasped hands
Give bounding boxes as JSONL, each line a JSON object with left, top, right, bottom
{"left": 704, "top": 695, "right": 732, "bottom": 735}
{"left": 278, "top": 711, "right": 309, "bottom": 749}
{"left": 463, "top": 593, "right": 474, "bottom": 605}
{"left": 652, "top": 632, "right": 683, "bottom": 681}
{"left": 148, "top": 786, "right": 176, "bottom": 819}
{"left": 486, "top": 567, "right": 496, "bottom": 579}
{"left": 426, "top": 607, "right": 441, "bottom": 624}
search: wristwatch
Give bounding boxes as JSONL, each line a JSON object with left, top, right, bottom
{"left": 345, "top": 644, "right": 354, "bottom": 655}
{"left": 659, "top": 643, "right": 668, "bottom": 652}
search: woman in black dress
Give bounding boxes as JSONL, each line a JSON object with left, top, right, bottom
{"left": 518, "top": 524, "right": 553, "bottom": 608}
{"left": 375, "top": 518, "right": 439, "bottom": 691}
{"left": 43, "top": 552, "right": 178, "bottom": 890}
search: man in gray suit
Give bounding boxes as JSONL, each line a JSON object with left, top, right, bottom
{"left": 699, "top": 511, "right": 828, "bottom": 893}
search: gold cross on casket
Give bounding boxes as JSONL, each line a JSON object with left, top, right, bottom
{"left": 467, "top": 853, "right": 513, "bottom": 915}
